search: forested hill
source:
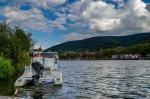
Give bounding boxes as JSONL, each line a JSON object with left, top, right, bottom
{"left": 45, "top": 33, "right": 150, "bottom": 52}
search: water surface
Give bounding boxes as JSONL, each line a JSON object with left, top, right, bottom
{"left": 1, "top": 60, "right": 150, "bottom": 99}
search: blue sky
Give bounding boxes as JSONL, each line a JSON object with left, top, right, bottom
{"left": 0, "top": 0, "right": 150, "bottom": 49}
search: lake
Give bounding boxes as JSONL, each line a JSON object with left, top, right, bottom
{"left": 0, "top": 60, "right": 150, "bottom": 99}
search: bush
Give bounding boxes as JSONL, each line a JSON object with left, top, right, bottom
{"left": 0, "top": 22, "right": 32, "bottom": 72}
{"left": 0, "top": 57, "right": 14, "bottom": 79}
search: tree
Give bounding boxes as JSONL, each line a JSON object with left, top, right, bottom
{"left": 0, "top": 22, "right": 33, "bottom": 73}
{"left": 0, "top": 57, "right": 14, "bottom": 79}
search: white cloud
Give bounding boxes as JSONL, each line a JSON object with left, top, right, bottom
{"left": 90, "top": 18, "right": 120, "bottom": 31}
{"left": 78, "top": 0, "right": 150, "bottom": 34}
{"left": 60, "top": 0, "right": 150, "bottom": 41}
{"left": 3, "top": 7, "right": 43, "bottom": 23}
{"left": 49, "top": 0, "right": 66, "bottom": 5}
{"left": 0, "top": 0, "right": 67, "bottom": 32}
{"left": 64, "top": 32, "right": 93, "bottom": 41}
{"left": 117, "top": 0, "right": 150, "bottom": 34}
{"left": 15, "top": 0, "right": 67, "bottom": 9}
{"left": 1, "top": 0, "right": 150, "bottom": 40}
{"left": 2, "top": 5, "right": 66, "bottom": 32}
{"left": 31, "top": 0, "right": 66, "bottom": 8}
{"left": 2, "top": 7, "right": 51, "bottom": 32}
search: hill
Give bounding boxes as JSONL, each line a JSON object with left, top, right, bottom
{"left": 45, "top": 33, "right": 150, "bottom": 52}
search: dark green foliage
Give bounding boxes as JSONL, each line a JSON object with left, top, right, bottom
{"left": 0, "top": 22, "right": 32, "bottom": 78}
{"left": 59, "top": 52, "right": 81, "bottom": 59}
{"left": 58, "top": 43, "right": 150, "bottom": 59}
{"left": 10, "top": 27, "right": 32, "bottom": 68}
{"left": 45, "top": 33, "right": 150, "bottom": 52}
{"left": 101, "top": 43, "right": 150, "bottom": 58}
{"left": 0, "top": 57, "right": 14, "bottom": 79}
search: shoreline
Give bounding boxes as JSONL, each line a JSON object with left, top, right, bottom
{"left": 60, "top": 58, "right": 150, "bottom": 61}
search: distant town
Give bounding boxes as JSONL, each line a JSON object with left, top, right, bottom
{"left": 59, "top": 52, "right": 150, "bottom": 60}
{"left": 111, "top": 54, "right": 150, "bottom": 60}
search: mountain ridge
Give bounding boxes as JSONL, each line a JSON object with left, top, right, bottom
{"left": 45, "top": 33, "right": 150, "bottom": 52}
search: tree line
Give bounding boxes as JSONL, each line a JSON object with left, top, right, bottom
{"left": 59, "top": 43, "right": 150, "bottom": 60}
{"left": 0, "top": 22, "right": 32, "bottom": 79}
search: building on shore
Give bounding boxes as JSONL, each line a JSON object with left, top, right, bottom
{"left": 112, "top": 54, "right": 142, "bottom": 60}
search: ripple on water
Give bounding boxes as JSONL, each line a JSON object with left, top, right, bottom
{"left": 1, "top": 60, "right": 150, "bottom": 99}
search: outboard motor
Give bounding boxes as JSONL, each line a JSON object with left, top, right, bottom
{"left": 31, "top": 61, "right": 44, "bottom": 86}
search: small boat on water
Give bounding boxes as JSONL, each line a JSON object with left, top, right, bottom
{"left": 14, "top": 48, "right": 62, "bottom": 87}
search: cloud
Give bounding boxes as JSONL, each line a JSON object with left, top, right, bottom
{"left": 13, "top": 0, "right": 67, "bottom": 9}
{"left": 60, "top": 0, "right": 150, "bottom": 41}
{"left": 1, "top": 5, "right": 67, "bottom": 32}
{"left": 2, "top": 7, "right": 50, "bottom": 31}
{"left": 116, "top": 0, "right": 150, "bottom": 34}
{"left": 76, "top": 0, "right": 150, "bottom": 35}
{"left": 64, "top": 32, "right": 86, "bottom": 41}
{"left": 1, "top": 0, "right": 150, "bottom": 41}
{"left": 64, "top": 32, "right": 94, "bottom": 41}
{"left": 146, "top": 4, "right": 150, "bottom": 11}
{"left": 30, "top": 0, "right": 67, "bottom": 8}
{"left": 49, "top": 0, "right": 66, "bottom": 5}
{"left": 81, "top": 1, "right": 120, "bottom": 31}
{"left": 0, "top": 0, "right": 68, "bottom": 33}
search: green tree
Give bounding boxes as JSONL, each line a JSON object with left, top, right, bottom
{"left": 0, "top": 57, "right": 14, "bottom": 79}
{"left": 0, "top": 22, "right": 32, "bottom": 73}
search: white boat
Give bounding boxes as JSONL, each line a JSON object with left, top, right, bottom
{"left": 14, "top": 48, "right": 62, "bottom": 87}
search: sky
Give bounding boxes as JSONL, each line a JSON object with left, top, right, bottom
{"left": 0, "top": 0, "right": 150, "bottom": 49}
